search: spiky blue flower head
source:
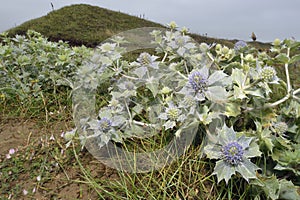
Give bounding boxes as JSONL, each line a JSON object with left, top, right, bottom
{"left": 98, "top": 117, "right": 112, "bottom": 132}
{"left": 234, "top": 40, "right": 247, "bottom": 51}
{"left": 188, "top": 71, "right": 208, "bottom": 92}
{"left": 222, "top": 141, "right": 244, "bottom": 165}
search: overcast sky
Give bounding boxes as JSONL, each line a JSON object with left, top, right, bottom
{"left": 1, "top": 0, "right": 299, "bottom": 42}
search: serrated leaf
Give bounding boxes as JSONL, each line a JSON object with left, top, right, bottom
{"left": 244, "top": 142, "right": 262, "bottom": 158}
{"left": 212, "top": 160, "right": 236, "bottom": 184}
{"left": 133, "top": 66, "right": 147, "bottom": 78}
{"left": 289, "top": 54, "right": 300, "bottom": 65}
{"left": 205, "top": 86, "right": 228, "bottom": 103}
{"left": 146, "top": 77, "right": 159, "bottom": 97}
{"left": 163, "top": 120, "right": 176, "bottom": 130}
{"left": 275, "top": 53, "right": 289, "bottom": 64}
{"left": 232, "top": 68, "right": 246, "bottom": 88}
{"left": 208, "top": 70, "right": 228, "bottom": 85}
{"left": 279, "top": 180, "right": 300, "bottom": 200}
{"left": 236, "top": 159, "right": 259, "bottom": 182}
{"left": 203, "top": 143, "right": 222, "bottom": 159}
{"left": 260, "top": 129, "right": 274, "bottom": 152}
{"left": 233, "top": 85, "right": 247, "bottom": 99}
{"left": 225, "top": 102, "right": 241, "bottom": 117}
{"left": 256, "top": 175, "right": 280, "bottom": 200}
{"left": 245, "top": 88, "right": 264, "bottom": 98}
{"left": 289, "top": 41, "right": 300, "bottom": 50}
{"left": 99, "top": 56, "right": 113, "bottom": 66}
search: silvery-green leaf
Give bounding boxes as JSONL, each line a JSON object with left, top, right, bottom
{"left": 87, "top": 119, "right": 100, "bottom": 130}
{"left": 279, "top": 180, "right": 300, "bottom": 200}
{"left": 236, "top": 159, "right": 260, "bottom": 182}
{"left": 289, "top": 54, "right": 300, "bottom": 65}
{"left": 232, "top": 68, "right": 246, "bottom": 88}
{"left": 127, "top": 124, "right": 145, "bottom": 137}
{"left": 275, "top": 53, "right": 289, "bottom": 64}
{"left": 163, "top": 120, "right": 176, "bottom": 130}
{"left": 254, "top": 175, "right": 280, "bottom": 200}
{"left": 213, "top": 160, "right": 236, "bottom": 184}
{"left": 245, "top": 88, "right": 265, "bottom": 98}
{"left": 133, "top": 66, "right": 147, "bottom": 78}
{"left": 158, "top": 113, "right": 168, "bottom": 120}
{"left": 121, "top": 89, "right": 136, "bottom": 98}
{"left": 225, "top": 102, "right": 241, "bottom": 117}
{"left": 203, "top": 143, "right": 222, "bottom": 159}
{"left": 198, "top": 109, "right": 220, "bottom": 125}
{"left": 100, "top": 133, "right": 110, "bottom": 145}
{"left": 99, "top": 56, "right": 112, "bottom": 66}
{"left": 208, "top": 70, "right": 228, "bottom": 85}
{"left": 198, "top": 66, "right": 209, "bottom": 79}
{"left": 218, "top": 125, "right": 236, "bottom": 144}
{"left": 243, "top": 140, "right": 262, "bottom": 158}
{"left": 260, "top": 128, "right": 274, "bottom": 152}
{"left": 233, "top": 85, "right": 247, "bottom": 99}
{"left": 237, "top": 135, "right": 253, "bottom": 149}
{"left": 111, "top": 131, "right": 123, "bottom": 143}
{"left": 177, "top": 114, "right": 186, "bottom": 122}
{"left": 112, "top": 115, "right": 126, "bottom": 127}
{"left": 146, "top": 77, "right": 159, "bottom": 97}
{"left": 205, "top": 86, "right": 228, "bottom": 103}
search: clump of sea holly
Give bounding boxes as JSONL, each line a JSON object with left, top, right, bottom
{"left": 204, "top": 124, "right": 261, "bottom": 184}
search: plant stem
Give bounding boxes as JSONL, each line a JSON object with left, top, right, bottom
{"left": 162, "top": 52, "right": 168, "bottom": 62}
{"left": 293, "top": 88, "right": 300, "bottom": 95}
{"left": 285, "top": 47, "right": 291, "bottom": 93}
{"left": 246, "top": 94, "right": 290, "bottom": 112}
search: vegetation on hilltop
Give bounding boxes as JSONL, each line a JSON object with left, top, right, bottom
{"left": 6, "top": 4, "right": 270, "bottom": 50}
{"left": 7, "top": 4, "right": 164, "bottom": 47}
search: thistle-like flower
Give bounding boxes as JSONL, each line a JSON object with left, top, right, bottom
{"left": 98, "top": 117, "right": 112, "bottom": 132}
{"left": 180, "top": 66, "right": 229, "bottom": 103}
{"left": 272, "top": 122, "right": 288, "bottom": 135}
{"left": 99, "top": 43, "right": 116, "bottom": 53}
{"left": 166, "top": 107, "right": 180, "bottom": 121}
{"left": 158, "top": 103, "right": 185, "bottom": 130}
{"left": 188, "top": 71, "right": 208, "bottom": 92}
{"left": 204, "top": 125, "right": 261, "bottom": 184}
{"left": 168, "top": 21, "right": 178, "bottom": 29}
{"left": 222, "top": 141, "right": 244, "bottom": 165}
{"left": 260, "top": 66, "right": 278, "bottom": 82}
{"left": 234, "top": 40, "right": 247, "bottom": 52}
{"left": 166, "top": 31, "right": 196, "bottom": 56}
{"left": 137, "top": 52, "right": 159, "bottom": 69}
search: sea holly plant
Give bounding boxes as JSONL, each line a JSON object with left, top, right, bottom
{"left": 68, "top": 24, "right": 300, "bottom": 196}
{"left": 204, "top": 124, "right": 261, "bottom": 184}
